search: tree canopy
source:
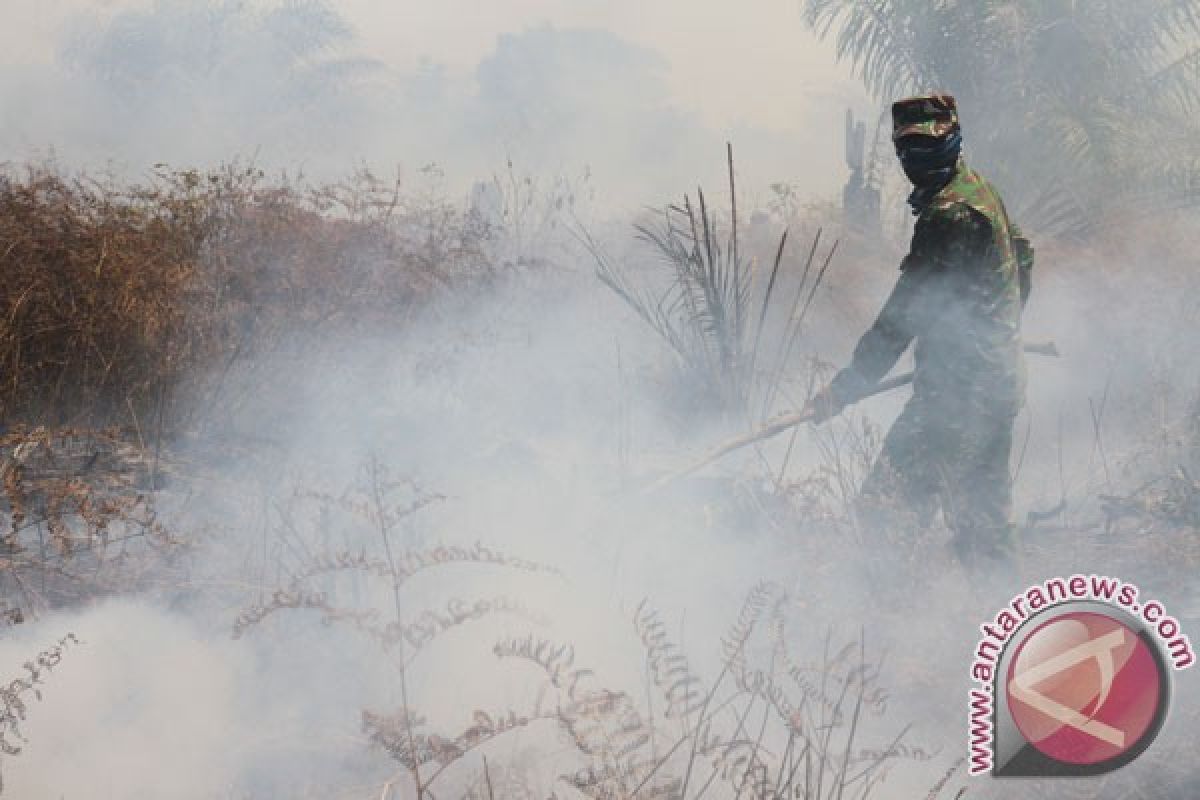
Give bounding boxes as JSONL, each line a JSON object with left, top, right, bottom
{"left": 803, "top": 0, "right": 1200, "bottom": 234}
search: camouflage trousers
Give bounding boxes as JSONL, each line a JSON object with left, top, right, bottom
{"left": 854, "top": 395, "right": 1019, "bottom": 566}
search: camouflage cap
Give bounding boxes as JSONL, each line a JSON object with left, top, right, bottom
{"left": 892, "top": 93, "right": 959, "bottom": 141}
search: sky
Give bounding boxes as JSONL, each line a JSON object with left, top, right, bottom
{"left": 331, "top": 0, "right": 864, "bottom": 131}
{"left": 1, "top": 0, "right": 863, "bottom": 130}
{"left": 0, "top": 0, "right": 874, "bottom": 202}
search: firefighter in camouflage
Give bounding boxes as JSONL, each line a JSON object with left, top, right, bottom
{"left": 807, "top": 93, "right": 1034, "bottom": 566}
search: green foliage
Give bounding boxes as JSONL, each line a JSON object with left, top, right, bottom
{"left": 804, "top": 0, "right": 1200, "bottom": 233}
{"left": 585, "top": 150, "right": 838, "bottom": 421}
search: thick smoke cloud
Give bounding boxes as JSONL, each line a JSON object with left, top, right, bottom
{"left": 0, "top": 1, "right": 1198, "bottom": 799}
{"left": 0, "top": 0, "right": 862, "bottom": 204}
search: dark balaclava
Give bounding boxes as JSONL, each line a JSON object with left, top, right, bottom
{"left": 896, "top": 131, "right": 962, "bottom": 188}
{"left": 891, "top": 93, "right": 963, "bottom": 212}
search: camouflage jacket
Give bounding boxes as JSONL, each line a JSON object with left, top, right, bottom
{"left": 830, "top": 160, "right": 1033, "bottom": 412}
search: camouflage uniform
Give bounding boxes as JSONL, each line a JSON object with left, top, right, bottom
{"left": 827, "top": 94, "right": 1034, "bottom": 564}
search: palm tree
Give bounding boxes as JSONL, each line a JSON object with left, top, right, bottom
{"left": 803, "top": 0, "right": 1200, "bottom": 235}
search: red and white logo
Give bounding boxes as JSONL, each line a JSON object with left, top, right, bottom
{"left": 1006, "top": 611, "right": 1163, "bottom": 767}
{"left": 970, "top": 577, "right": 1190, "bottom": 778}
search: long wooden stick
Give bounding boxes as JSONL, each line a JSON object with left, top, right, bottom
{"left": 647, "top": 340, "right": 1059, "bottom": 492}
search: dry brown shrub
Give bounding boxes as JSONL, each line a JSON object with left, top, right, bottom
{"left": 0, "top": 427, "right": 176, "bottom": 615}
{"left": 0, "top": 162, "right": 496, "bottom": 433}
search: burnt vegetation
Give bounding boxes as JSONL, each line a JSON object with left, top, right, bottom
{"left": 0, "top": 146, "right": 1197, "bottom": 797}
{"left": 236, "top": 473, "right": 925, "bottom": 800}
{"left": 2, "top": 6, "right": 1200, "bottom": 797}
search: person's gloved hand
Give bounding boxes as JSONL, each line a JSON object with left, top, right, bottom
{"left": 803, "top": 384, "right": 846, "bottom": 424}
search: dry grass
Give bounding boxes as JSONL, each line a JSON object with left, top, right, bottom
{"left": 0, "top": 162, "right": 496, "bottom": 434}
{"left": 0, "top": 160, "right": 503, "bottom": 623}
{"left": 0, "top": 155, "right": 567, "bottom": 651}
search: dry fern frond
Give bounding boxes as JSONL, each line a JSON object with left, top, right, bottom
{"left": 0, "top": 427, "right": 178, "bottom": 614}
{"left": 634, "top": 599, "right": 705, "bottom": 722}
{"left": 0, "top": 633, "right": 81, "bottom": 793}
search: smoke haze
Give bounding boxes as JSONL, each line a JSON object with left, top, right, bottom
{"left": 1, "top": 2, "right": 1198, "bottom": 799}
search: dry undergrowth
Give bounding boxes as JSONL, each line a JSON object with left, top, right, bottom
{"left": 369, "top": 581, "right": 937, "bottom": 800}
{"left": 0, "top": 159, "right": 504, "bottom": 619}
{"left": 0, "top": 634, "right": 80, "bottom": 794}
{"left": 0, "top": 162, "right": 496, "bottom": 434}
{"left": 234, "top": 460, "right": 930, "bottom": 800}
{"left": 0, "top": 427, "right": 176, "bottom": 617}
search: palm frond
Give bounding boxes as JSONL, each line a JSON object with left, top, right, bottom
{"left": 1142, "top": 47, "right": 1200, "bottom": 112}
{"left": 807, "top": 0, "right": 1200, "bottom": 232}
{"left": 802, "top": 0, "right": 931, "bottom": 98}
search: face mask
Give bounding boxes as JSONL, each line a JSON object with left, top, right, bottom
{"left": 896, "top": 131, "right": 962, "bottom": 186}
{"left": 902, "top": 162, "right": 957, "bottom": 187}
